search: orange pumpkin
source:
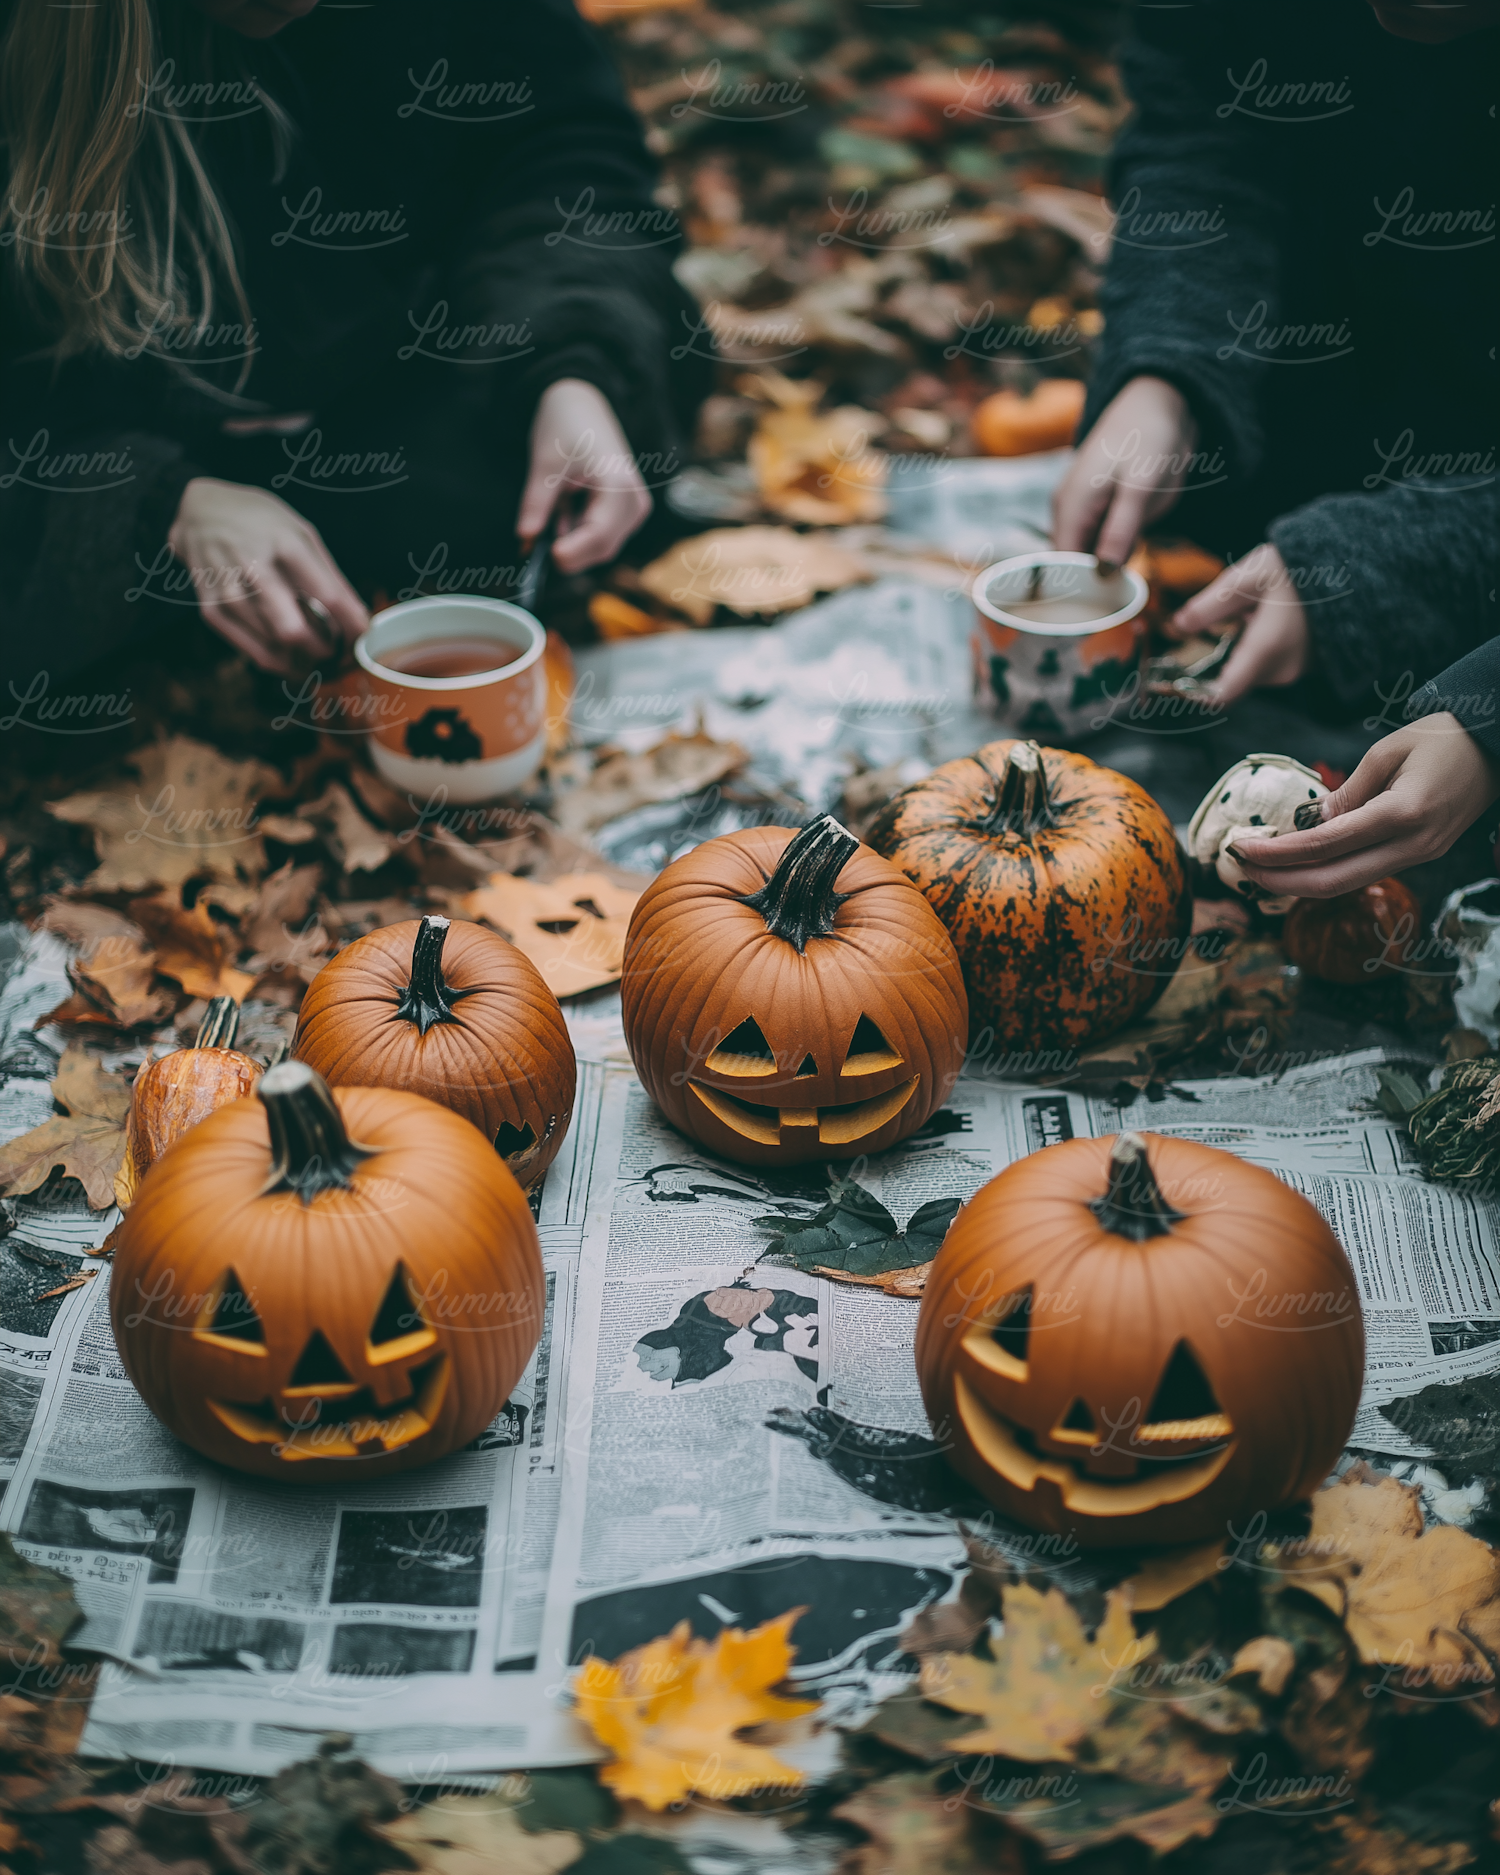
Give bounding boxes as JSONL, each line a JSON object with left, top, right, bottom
{"left": 114, "top": 998, "right": 262, "bottom": 1209}
{"left": 917, "top": 1131, "right": 1363, "bottom": 1546}
{"left": 620, "top": 816, "right": 968, "bottom": 1166}
{"left": 111, "top": 1062, "right": 544, "bottom": 1481}
{"left": 971, "top": 378, "right": 1086, "bottom": 457}
{"left": 867, "top": 740, "right": 1190, "bottom": 1058}
{"left": 1283, "top": 877, "right": 1421, "bottom": 985}
{"left": 294, "top": 915, "right": 575, "bottom": 1188}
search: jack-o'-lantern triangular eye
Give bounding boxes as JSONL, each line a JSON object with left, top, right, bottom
{"left": 843, "top": 1015, "right": 903, "bottom": 1076}
{"left": 495, "top": 1119, "right": 537, "bottom": 1160}
{"left": 194, "top": 1270, "right": 265, "bottom": 1351}
{"left": 961, "top": 1284, "right": 1031, "bottom": 1382}
{"left": 705, "top": 1016, "right": 777, "bottom": 1077}
{"left": 367, "top": 1264, "right": 438, "bottom": 1364}
{"left": 1144, "top": 1342, "right": 1218, "bottom": 1426}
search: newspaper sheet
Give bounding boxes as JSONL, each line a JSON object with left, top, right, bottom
{"left": 1, "top": 917, "right": 1496, "bottom": 1776}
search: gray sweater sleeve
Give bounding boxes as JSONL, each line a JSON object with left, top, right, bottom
{"left": 1270, "top": 477, "right": 1500, "bottom": 709}
{"left": 1079, "top": 17, "right": 1284, "bottom": 481}
{"left": 1404, "top": 635, "right": 1500, "bottom": 762}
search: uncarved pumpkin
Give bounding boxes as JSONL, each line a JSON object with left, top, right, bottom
{"left": 867, "top": 740, "right": 1190, "bottom": 1059}
{"left": 114, "top": 997, "right": 262, "bottom": 1209}
{"left": 294, "top": 915, "right": 575, "bottom": 1188}
{"left": 111, "top": 1062, "right": 544, "bottom": 1482}
{"left": 621, "top": 816, "right": 968, "bottom": 1167}
{"left": 1283, "top": 877, "right": 1421, "bottom": 985}
{"left": 916, "top": 1131, "right": 1363, "bottom": 1546}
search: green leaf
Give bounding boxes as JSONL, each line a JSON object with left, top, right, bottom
{"left": 903, "top": 1197, "right": 962, "bottom": 1260}
{"left": 1374, "top": 1066, "right": 1428, "bottom": 1119}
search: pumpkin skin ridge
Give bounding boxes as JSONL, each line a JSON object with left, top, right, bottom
{"left": 113, "top": 1083, "right": 543, "bottom": 1481}
{"left": 915, "top": 1132, "right": 1362, "bottom": 1542}
{"left": 294, "top": 920, "right": 575, "bottom": 1181}
{"left": 870, "top": 744, "right": 1190, "bottom": 1056}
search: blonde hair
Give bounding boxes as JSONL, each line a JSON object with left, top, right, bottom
{"left": 0, "top": 0, "right": 282, "bottom": 376}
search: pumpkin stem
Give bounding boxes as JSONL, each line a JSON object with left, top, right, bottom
{"left": 394, "top": 915, "right": 477, "bottom": 1036}
{"left": 1090, "top": 1132, "right": 1183, "bottom": 1241}
{"left": 194, "top": 996, "right": 240, "bottom": 1050}
{"left": 972, "top": 740, "right": 1057, "bottom": 839}
{"left": 258, "top": 1061, "right": 376, "bottom": 1204}
{"left": 741, "top": 815, "right": 858, "bottom": 952}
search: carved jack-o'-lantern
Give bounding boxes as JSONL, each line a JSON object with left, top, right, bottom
{"left": 916, "top": 1131, "right": 1363, "bottom": 1546}
{"left": 110, "top": 1063, "right": 544, "bottom": 1482}
{"left": 621, "top": 817, "right": 968, "bottom": 1166}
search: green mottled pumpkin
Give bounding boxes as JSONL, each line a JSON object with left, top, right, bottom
{"left": 867, "top": 740, "right": 1190, "bottom": 1061}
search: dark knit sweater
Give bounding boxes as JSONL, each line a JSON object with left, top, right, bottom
{"left": 0, "top": 0, "right": 706, "bottom": 684}
{"left": 1080, "top": 0, "right": 1497, "bottom": 708}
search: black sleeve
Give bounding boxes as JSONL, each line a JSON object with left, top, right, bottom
{"left": 0, "top": 433, "right": 201, "bottom": 697}
{"left": 1404, "top": 636, "right": 1500, "bottom": 763}
{"left": 1079, "top": 9, "right": 1284, "bottom": 480}
{"left": 428, "top": 0, "right": 711, "bottom": 460}
{"left": 1269, "top": 478, "right": 1500, "bottom": 712}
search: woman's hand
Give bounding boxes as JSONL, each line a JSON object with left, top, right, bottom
{"left": 1052, "top": 375, "right": 1197, "bottom": 567}
{"left": 168, "top": 478, "right": 367, "bottom": 671}
{"left": 1229, "top": 714, "right": 1500, "bottom": 898}
{"left": 1165, "top": 541, "right": 1309, "bottom": 708}
{"left": 517, "top": 378, "right": 652, "bottom": 574}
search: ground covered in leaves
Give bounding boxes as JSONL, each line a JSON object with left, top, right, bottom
{"left": 2, "top": 0, "right": 1499, "bottom": 1869}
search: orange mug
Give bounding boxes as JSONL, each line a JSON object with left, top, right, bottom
{"left": 355, "top": 596, "right": 547, "bottom": 803}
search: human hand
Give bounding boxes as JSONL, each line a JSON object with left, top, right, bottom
{"left": 168, "top": 477, "right": 367, "bottom": 672}
{"left": 1051, "top": 375, "right": 1197, "bottom": 567}
{"left": 1165, "top": 541, "right": 1308, "bottom": 708}
{"left": 1228, "top": 714, "right": 1500, "bottom": 898}
{"left": 516, "top": 378, "right": 652, "bottom": 575}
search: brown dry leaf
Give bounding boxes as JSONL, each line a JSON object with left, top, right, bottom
{"left": 575, "top": 1610, "right": 816, "bottom": 1811}
{"left": 835, "top": 1770, "right": 1021, "bottom": 1874}
{"left": 812, "top": 1260, "right": 931, "bottom": 1297}
{"left": 1015, "top": 184, "right": 1115, "bottom": 262}
{"left": 296, "top": 781, "right": 399, "bottom": 874}
{"left": 743, "top": 370, "right": 887, "bottom": 525}
{"left": 1230, "top": 1635, "right": 1297, "bottom": 1699}
{"left": 41, "top": 938, "right": 173, "bottom": 1032}
{"left": 1269, "top": 1469, "right": 1500, "bottom": 1680}
{"left": 1126, "top": 1541, "right": 1227, "bottom": 1615}
{"left": 551, "top": 728, "right": 747, "bottom": 836}
{"left": 464, "top": 871, "right": 640, "bottom": 997}
{"left": 47, "top": 736, "right": 279, "bottom": 891}
{"left": 543, "top": 629, "right": 575, "bottom": 759}
{"left": 639, "top": 526, "right": 867, "bottom": 625}
{"left": 1318, "top": 1815, "right": 1478, "bottom": 1875}
{"left": 920, "top": 1584, "right": 1149, "bottom": 1761}
{"left": 241, "top": 862, "right": 324, "bottom": 955}
{"left": 0, "top": 1046, "right": 131, "bottom": 1208}
{"left": 378, "top": 1795, "right": 580, "bottom": 1875}
{"left": 589, "top": 592, "right": 679, "bottom": 642}
{"left": 239, "top": 863, "right": 330, "bottom": 988}
{"left": 127, "top": 892, "right": 256, "bottom": 1002}
{"left": 0, "top": 1534, "right": 82, "bottom": 1667}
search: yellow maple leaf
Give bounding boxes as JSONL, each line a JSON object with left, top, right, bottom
{"left": 1268, "top": 1467, "right": 1500, "bottom": 1681}
{"left": 918, "top": 1583, "right": 1152, "bottom": 1761}
{"left": 574, "top": 1610, "right": 818, "bottom": 1811}
{"left": 377, "top": 1795, "right": 580, "bottom": 1875}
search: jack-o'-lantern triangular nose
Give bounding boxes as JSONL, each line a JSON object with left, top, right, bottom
{"left": 288, "top": 1331, "right": 352, "bottom": 1390}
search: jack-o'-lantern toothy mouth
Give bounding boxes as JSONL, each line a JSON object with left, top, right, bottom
{"left": 953, "top": 1375, "right": 1237, "bottom": 1516}
{"left": 208, "top": 1350, "right": 450, "bottom": 1461}
{"left": 688, "top": 1076, "right": 920, "bottom": 1146}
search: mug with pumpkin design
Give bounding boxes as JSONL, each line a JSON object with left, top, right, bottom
{"left": 355, "top": 595, "right": 547, "bottom": 803}
{"left": 971, "top": 551, "right": 1148, "bottom": 740}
